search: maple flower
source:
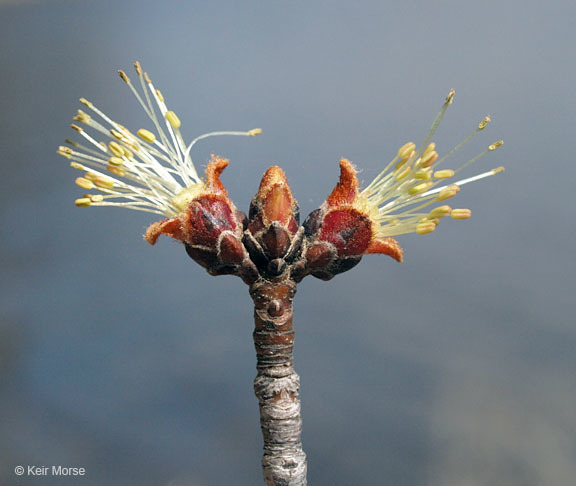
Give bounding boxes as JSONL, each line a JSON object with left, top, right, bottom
{"left": 303, "top": 89, "right": 504, "bottom": 278}
{"left": 57, "top": 61, "right": 261, "bottom": 236}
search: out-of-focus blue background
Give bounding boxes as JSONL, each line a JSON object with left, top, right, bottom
{"left": 1, "top": 1, "right": 574, "bottom": 484}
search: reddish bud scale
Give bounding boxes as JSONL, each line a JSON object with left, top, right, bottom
{"left": 318, "top": 208, "right": 372, "bottom": 256}
{"left": 184, "top": 194, "right": 238, "bottom": 247}
{"left": 243, "top": 166, "right": 304, "bottom": 279}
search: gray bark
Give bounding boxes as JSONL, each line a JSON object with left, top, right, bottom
{"left": 250, "top": 279, "right": 307, "bottom": 485}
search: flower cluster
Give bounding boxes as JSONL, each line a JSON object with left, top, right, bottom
{"left": 59, "top": 64, "right": 503, "bottom": 282}
{"left": 301, "top": 89, "right": 504, "bottom": 279}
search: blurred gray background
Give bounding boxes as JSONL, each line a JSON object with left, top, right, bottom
{"left": 1, "top": 1, "right": 574, "bottom": 485}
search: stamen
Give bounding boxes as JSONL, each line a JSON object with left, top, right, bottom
{"left": 118, "top": 70, "right": 130, "bottom": 84}
{"left": 137, "top": 129, "right": 156, "bottom": 143}
{"left": 75, "top": 197, "right": 92, "bottom": 207}
{"left": 489, "top": 140, "right": 504, "bottom": 151}
{"left": 108, "top": 141, "right": 125, "bottom": 158}
{"left": 75, "top": 177, "right": 94, "bottom": 190}
{"left": 451, "top": 208, "right": 472, "bottom": 220}
{"left": 433, "top": 169, "right": 454, "bottom": 179}
{"left": 437, "top": 185, "right": 460, "bottom": 201}
{"left": 165, "top": 110, "right": 181, "bottom": 129}
{"left": 416, "top": 222, "right": 437, "bottom": 234}
{"left": 478, "top": 116, "right": 491, "bottom": 130}
{"left": 397, "top": 142, "right": 416, "bottom": 159}
{"left": 429, "top": 205, "right": 452, "bottom": 218}
{"left": 63, "top": 62, "right": 261, "bottom": 216}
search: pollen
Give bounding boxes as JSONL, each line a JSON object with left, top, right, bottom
{"left": 478, "top": 116, "right": 491, "bottom": 130}
{"left": 397, "top": 142, "right": 416, "bottom": 159}
{"left": 429, "top": 205, "right": 452, "bottom": 218}
{"left": 489, "top": 140, "right": 504, "bottom": 151}
{"left": 433, "top": 169, "right": 454, "bottom": 179}
{"left": 109, "top": 129, "right": 124, "bottom": 140}
{"left": 108, "top": 141, "right": 125, "bottom": 157}
{"left": 416, "top": 222, "right": 437, "bottom": 235}
{"left": 73, "top": 110, "right": 90, "bottom": 123}
{"left": 357, "top": 90, "right": 503, "bottom": 240}
{"left": 75, "top": 177, "right": 94, "bottom": 190}
{"left": 62, "top": 62, "right": 260, "bottom": 216}
{"left": 75, "top": 197, "right": 92, "bottom": 207}
{"left": 437, "top": 185, "right": 460, "bottom": 201}
{"left": 165, "top": 110, "right": 181, "bottom": 129}
{"left": 118, "top": 69, "right": 130, "bottom": 84}
{"left": 451, "top": 208, "right": 472, "bottom": 219}
{"left": 137, "top": 128, "right": 156, "bottom": 143}
{"left": 107, "top": 165, "right": 126, "bottom": 177}
{"left": 107, "top": 157, "right": 124, "bottom": 167}
{"left": 408, "top": 182, "right": 433, "bottom": 196}
{"left": 419, "top": 149, "right": 439, "bottom": 168}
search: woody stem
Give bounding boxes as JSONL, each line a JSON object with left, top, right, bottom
{"left": 250, "top": 279, "right": 307, "bottom": 486}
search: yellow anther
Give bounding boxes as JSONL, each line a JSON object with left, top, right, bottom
{"left": 118, "top": 70, "right": 130, "bottom": 84}
{"left": 88, "top": 194, "right": 104, "bottom": 203}
{"left": 75, "top": 197, "right": 92, "bottom": 207}
{"left": 451, "top": 208, "right": 472, "bottom": 220}
{"left": 110, "top": 129, "right": 124, "bottom": 140}
{"left": 133, "top": 61, "right": 143, "bottom": 76}
{"left": 478, "top": 116, "right": 491, "bottom": 130}
{"left": 65, "top": 139, "right": 79, "bottom": 147}
{"left": 414, "top": 169, "right": 432, "bottom": 180}
{"left": 445, "top": 89, "right": 455, "bottom": 105}
{"left": 248, "top": 128, "right": 262, "bottom": 136}
{"left": 421, "top": 142, "right": 436, "bottom": 159}
{"left": 397, "top": 142, "right": 416, "bottom": 159}
{"left": 70, "top": 162, "right": 84, "bottom": 170}
{"left": 144, "top": 72, "right": 152, "bottom": 84}
{"left": 433, "top": 169, "right": 455, "bottom": 179}
{"left": 79, "top": 97, "right": 93, "bottom": 108}
{"left": 107, "top": 165, "right": 126, "bottom": 177}
{"left": 75, "top": 177, "right": 94, "bottom": 190}
{"left": 58, "top": 145, "right": 73, "bottom": 155}
{"left": 408, "top": 182, "right": 433, "bottom": 196}
{"left": 492, "top": 166, "right": 505, "bottom": 174}
{"left": 137, "top": 128, "right": 156, "bottom": 143}
{"left": 123, "top": 147, "right": 134, "bottom": 159}
{"left": 94, "top": 177, "right": 115, "bottom": 189}
{"left": 108, "top": 156, "right": 124, "bottom": 167}
{"left": 108, "top": 141, "right": 125, "bottom": 157}
{"left": 57, "top": 149, "right": 71, "bottom": 159}
{"left": 155, "top": 88, "right": 164, "bottom": 102}
{"left": 416, "top": 222, "right": 437, "bottom": 234}
{"left": 395, "top": 158, "right": 409, "bottom": 170}
{"left": 73, "top": 110, "right": 91, "bottom": 123}
{"left": 165, "top": 110, "right": 180, "bottom": 129}
{"left": 420, "top": 150, "right": 438, "bottom": 168}
{"left": 394, "top": 164, "right": 412, "bottom": 180}
{"left": 70, "top": 123, "right": 82, "bottom": 133}
{"left": 437, "top": 184, "right": 460, "bottom": 201}
{"left": 429, "top": 205, "right": 452, "bottom": 218}
{"left": 489, "top": 140, "right": 504, "bottom": 151}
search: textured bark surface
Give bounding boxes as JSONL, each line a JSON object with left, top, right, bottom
{"left": 250, "top": 280, "right": 307, "bottom": 485}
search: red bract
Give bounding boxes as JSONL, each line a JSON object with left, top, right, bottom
{"left": 302, "top": 159, "right": 403, "bottom": 280}
{"left": 144, "top": 156, "right": 249, "bottom": 274}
